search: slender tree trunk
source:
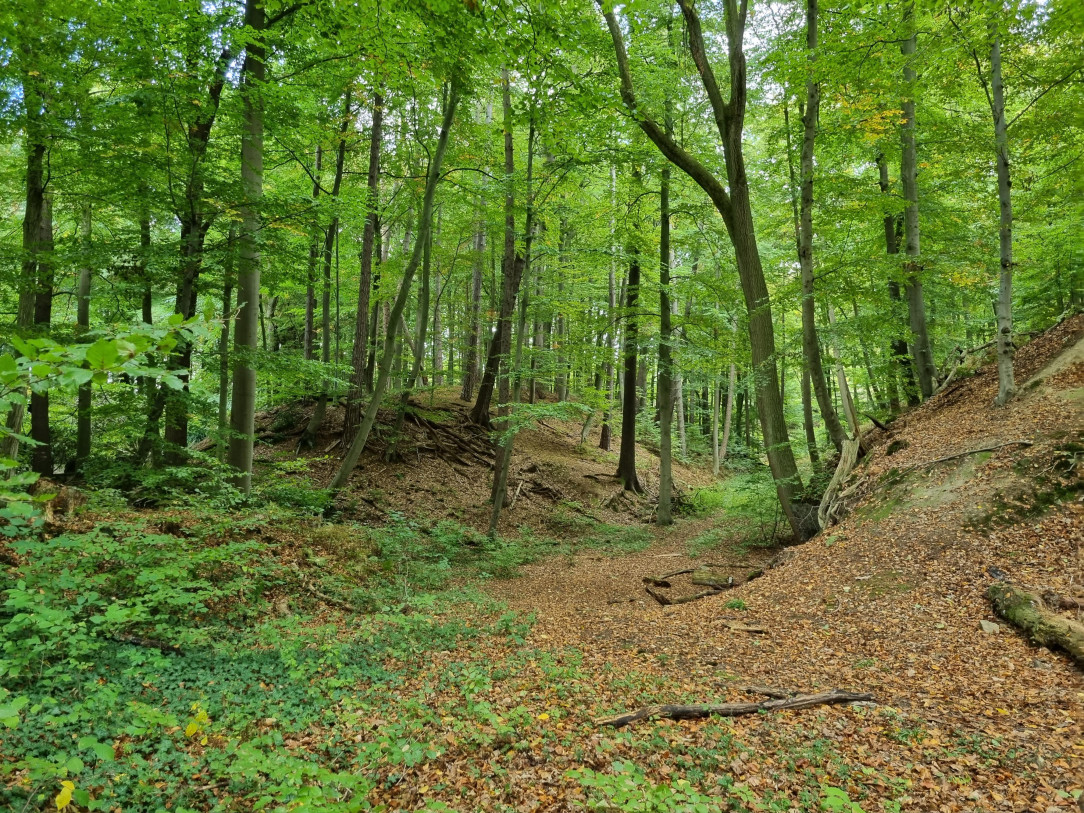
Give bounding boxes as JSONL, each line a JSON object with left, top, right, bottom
{"left": 489, "top": 115, "right": 537, "bottom": 529}
{"left": 801, "top": 366, "right": 820, "bottom": 470}
{"left": 301, "top": 95, "right": 351, "bottom": 448}
{"left": 600, "top": 164, "right": 618, "bottom": 452}
{"left": 304, "top": 149, "right": 323, "bottom": 361}
{"left": 616, "top": 234, "right": 642, "bottom": 493}
{"left": 900, "top": 2, "right": 936, "bottom": 398}
{"left": 330, "top": 78, "right": 461, "bottom": 493}
{"left": 658, "top": 151, "right": 674, "bottom": 523}
{"left": 386, "top": 230, "right": 432, "bottom": 462}
{"left": 344, "top": 96, "right": 383, "bottom": 437}
{"left": 852, "top": 300, "right": 882, "bottom": 408}
{"left": 720, "top": 359, "right": 736, "bottom": 466}
{"left": 29, "top": 195, "right": 54, "bottom": 475}
{"left": 988, "top": 24, "right": 1015, "bottom": 405}
{"left": 471, "top": 70, "right": 521, "bottom": 427}
{"left": 226, "top": 0, "right": 265, "bottom": 494}
{"left": 827, "top": 304, "right": 860, "bottom": 436}
{"left": 217, "top": 231, "right": 235, "bottom": 462}
{"left": 72, "top": 206, "right": 94, "bottom": 471}
{"left": 877, "top": 153, "right": 919, "bottom": 407}
{"left": 461, "top": 225, "right": 485, "bottom": 401}
{"left": 784, "top": 3, "right": 846, "bottom": 454}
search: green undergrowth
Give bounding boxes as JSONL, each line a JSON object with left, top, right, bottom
{"left": 0, "top": 512, "right": 534, "bottom": 811}
{"left": 683, "top": 470, "right": 783, "bottom": 555}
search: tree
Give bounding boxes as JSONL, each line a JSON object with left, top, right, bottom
{"left": 602, "top": 0, "right": 806, "bottom": 538}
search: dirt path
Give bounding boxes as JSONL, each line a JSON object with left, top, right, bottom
{"left": 467, "top": 317, "right": 1084, "bottom": 812}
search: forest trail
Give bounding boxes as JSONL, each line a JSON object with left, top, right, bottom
{"left": 429, "top": 316, "right": 1084, "bottom": 813}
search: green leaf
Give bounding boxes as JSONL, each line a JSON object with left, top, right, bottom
{"left": 85, "top": 339, "right": 119, "bottom": 370}
{"left": 78, "top": 736, "right": 115, "bottom": 762}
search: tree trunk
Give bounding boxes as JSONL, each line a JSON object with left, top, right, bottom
{"left": 784, "top": 3, "right": 846, "bottom": 455}
{"left": 461, "top": 223, "right": 485, "bottom": 401}
{"left": 489, "top": 115, "right": 537, "bottom": 531}
{"left": 987, "top": 583, "right": 1084, "bottom": 669}
{"left": 900, "top": 2, "right": 936, "bottom": 399}
{"left": 73, "top": 206, "right": 93, "bottom": 471}
{"left": 386, "top": 230, "right": 432, "bottom": 462}
{"left": 330, "top": 78, "right": 461, "bottom": 493}
{"left": 801, "top": 366, "right": 820, "bottom": 470}
{"left": 720, "top": 360, "right": 736, "bottom": 466}
{"left": 826, "top": 304, "right": 860, "bottom": 437}
{"left": 226, "top": 0, "right": 265, "bottom": 495}
{"left": 471, "top": 70, "right": 521, "bottom": 427}
{"left": 658, "top": 150, "right": 674, "bottom": 524}
{"left": 988, "top": 24, "right": 1015, "bottom": 406}
{"left": 616, "top": 239, "right": 642, "bottom": 494}
{"left": 344, "top": 95, "right": 382, "bottom": 437}
{"left": 600, "top": 164, "right": 617, "bottom": 452}
{"left": 30, "top": 195, "right": 54, "bottom": 476}
{"left": 217, "top": 230, "right": 235, "bottom": 462}
{"left": 605, "top": 0, "right": 804, "bottom": 538}
{"left": 304, "top": 149, "right": 323, "bottom": 361}
{"left": 301, "top": 93, "right": 351, "bottom": 449}
{"left": 877, "top": 153, "right": 919, "bottom": 407}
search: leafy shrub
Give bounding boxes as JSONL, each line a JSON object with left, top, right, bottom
{"left": 0, "top": 523, "right": 281, "bottom": 686}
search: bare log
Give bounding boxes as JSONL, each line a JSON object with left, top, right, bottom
{"left": 644, "top": 586, "right": 722, "bottom": 606}
{"left": 595, "top": 689, "right": 874, "bottom": 728}
{"left": 988, "top": 582, "right": 1084, "bottom": 669}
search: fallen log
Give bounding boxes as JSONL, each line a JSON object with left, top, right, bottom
{"left": 644, "top": 586, "right": 722, "bottom": 606}
{"left": 643, "top": 576, "right": 672, "bottom": 588}
{"left": 594, "top": 689, "right": 874, "bottom": 728}
{"left": 987, "top": 582, "right": 1084, "bottom": 669}
{"left": 691, "top": 573, "right": 734, "bottom": 589}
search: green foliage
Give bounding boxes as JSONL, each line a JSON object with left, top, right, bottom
{"left": 571, "top": 761, "right": 724, "bottom": 812}
{"left": 681, "top": 470, "right": 781, "bottom": 549}
{"left": 0, "top": 523, "right": 280, "bottom": 687}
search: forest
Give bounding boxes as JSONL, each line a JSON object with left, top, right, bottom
{"left": 1, "top": 0, "right": 1083, "bottom": 810}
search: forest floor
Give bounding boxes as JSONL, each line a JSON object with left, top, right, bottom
{"left": 4, "top": 318, "right": 1082, "bottom": 813}
{"left": 351, "top": 317, "right": 1084, "bottom": 813}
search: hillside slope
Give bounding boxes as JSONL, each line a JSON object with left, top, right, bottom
{"left": 416, "top": 316, "right": 1084, "bottom": 812}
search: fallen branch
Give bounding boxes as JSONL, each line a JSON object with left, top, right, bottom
{"left": 862, "top": 412, "right": 889, "bottom": 431}
{"left": 658, "top": 567, "right": 698, "bottom": 580}
{"left": 595, "top": 689, "right": 874, "bottom": 728}
{"left": 111, "top": 633, "right": 182, "bottom": 655}
{"left": 987, "top": 582, "right": 1084, "bottom": 669}
{"left": 741, "top": 686, "right": 796, "bottom": 699}
{"left": 901, "top": 440, "right": 1034, "bottom": 476}
{"left": 722, "top": 621, "right": 767, "bottom": 634}
{"left": 644, "top": 586, "right": 722, "bottom": 606}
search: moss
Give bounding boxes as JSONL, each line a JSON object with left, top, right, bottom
{"left": 858, "top": 570, "right": 915, "bottom": 599}
{"left": 885, "top": 439, "right": 909, "bottom": 457}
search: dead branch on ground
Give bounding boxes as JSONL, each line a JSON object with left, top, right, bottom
{"left": 595, "top": 689, "right": 874, "bottom": 728}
